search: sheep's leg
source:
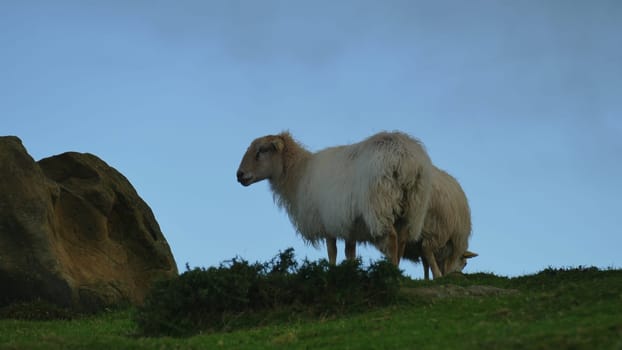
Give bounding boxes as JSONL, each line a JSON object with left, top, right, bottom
{"left": 422, "top": 245, "right": 442, "bottom": 279}
{"left": 345, "top": 239, "right": 356, "bottom": 260}
{"left": 396, "top": 226, "right": 409, "bottom": 265}
{"left": 326, "top": 237, "right": 337, "bottom": 265}
{"left": 441, "top": 259, "right": 450, "bottom": 276}
{"left": 422, "top": 258, "right": 430, "bottom": 280}
{"left": 386, "top": 227, "right": 400, "bottom": 266}
{"left": 399, "top": 242, "right": 407, "bottom": 262}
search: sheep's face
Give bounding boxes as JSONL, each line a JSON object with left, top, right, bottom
{"left": 237, "top": 135, "right": 285, "bottom": 187}
{"left": 444, "top": 250, "right": 478, "bottom": 274}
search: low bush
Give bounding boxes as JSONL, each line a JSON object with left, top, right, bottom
{"left": 0, "top": 299, "right": 75, "bottom": 321}
{"left": 135, "top": 248, "right": 403, "bottom": 337}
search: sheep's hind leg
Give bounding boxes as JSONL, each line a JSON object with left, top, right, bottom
{"left": 422, "top": 258, "right": 430, "bottom": 280}
{"left": 326, "top": 237, "right": 337, "bottom": 265}
{"left": 345, "top": 240, "right": 356, "bottom": 260}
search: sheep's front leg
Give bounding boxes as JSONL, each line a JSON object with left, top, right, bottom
{"left": 397, "top": 240, "right": 407, "bottom": 265}
{"left": 422, "top": 244, "right": 442, "bottom": 279}
{"left": 386, "top": 227, "right": 400, "bottom": 266}
{"left": 345, "top": 239, "right": 356, "bottom": 260}
{"left": 396, "top": 226, "right": 409, "bottom": 265}
{"left": 326, "top": 237, "right": 337, "bottom": 265}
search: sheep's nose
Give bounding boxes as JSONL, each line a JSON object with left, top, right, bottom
{"left": 237, "top": 170, "right": 254, "bottom": 186}
{"left": 237, "top": 169, "right": 253, "bottom": 186}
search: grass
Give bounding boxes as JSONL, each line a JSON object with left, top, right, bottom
{"left": 1, "top": 266, "right": 621, "bottom": 349}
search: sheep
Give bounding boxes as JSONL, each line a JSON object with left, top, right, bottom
{"left": 343, "top": 166, "right": 476, "bottom": 279}
{"left": 414, "top": 167, "right": 476, "bottom": 279}
{"left": 404, "top": 241, "right": 478, "bottom": 280}
{"left": 236, "top": 131, "right": 433, "bottom": 265}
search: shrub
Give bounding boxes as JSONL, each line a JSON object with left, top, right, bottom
{"left": 0, "top": 299, "right": 74, "bottom": 321}
{"left": 135, "top": 248, "right": 403, "bottom": 337}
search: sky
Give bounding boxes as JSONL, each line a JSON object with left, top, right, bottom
{"left": 1, "top": 1, "right": 621, "bottom": 279}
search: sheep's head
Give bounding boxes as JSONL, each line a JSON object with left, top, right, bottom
{"left": 444, "top": 250, "right": 478, "bottom": 274}
{"left": 237, "top": 134, "right": 285, "bottom": 186}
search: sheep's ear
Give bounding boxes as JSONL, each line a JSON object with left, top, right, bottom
{"left": 271, "top": 138, "right": 284, "bottom": 152}
{"left": 463, "top": 251, "right": 478, "bottom": 259}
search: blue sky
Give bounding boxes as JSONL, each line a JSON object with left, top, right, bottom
{"left": 2, "top": 1, "right": 621, "bottom": 279}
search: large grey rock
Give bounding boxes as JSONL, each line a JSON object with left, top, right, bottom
{"left": 0, "top": 136, "right": 177, "bottom": 312}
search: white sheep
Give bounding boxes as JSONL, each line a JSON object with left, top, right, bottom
{"left": 402, "top": 241, "right": 478, "bottom": 280}
{"left": 236, "top": 131, "right": 433, "bottom": 265}
{"left": 416, "top": 167, "right": 476, "bottom": 279}
{"left": 344, "top": 166, "right": 477, "bottom": 279}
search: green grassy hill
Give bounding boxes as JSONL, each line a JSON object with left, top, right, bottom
{"left": 1, "top": 266, "right": 621, "bottom": 349}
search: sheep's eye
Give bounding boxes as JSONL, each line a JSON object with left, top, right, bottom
{"left": 255, "top": 147, "right": 269, "bottom": 160}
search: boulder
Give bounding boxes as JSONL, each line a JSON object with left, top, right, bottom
{"left": 0, "top": 136, "right": 177, "bottom": 312}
